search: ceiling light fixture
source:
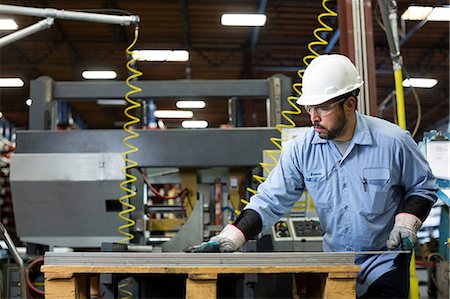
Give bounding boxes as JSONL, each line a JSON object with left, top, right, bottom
{"left": 221, "top": 14, "right": 267, "bottom": 26}
{"left": 401, "top": 6, "right": 450, "bottom": 21}
{"left": 132, "top": 50, "right": 189, "bottom": 62}
{"left": 96, "top": 99, "right": 127, "bottom": 106}
{"left": 402, "top": 78, "right": 438, "bottom": 88}
{"left": 176, "top": 100, "right": 206, "bottom": 109}
{"left": 26, "top": 98, "right": 33, "bottom": 107}
{"left": 182, "top": 120, "right": 208, "bottom": 128}
{"left": 154, "top": 110, "right": 194, "bottom": 119}
{"left": 82, "top": 71, "right": 117, "bottom": 80}
{"left": 0, "top": 19, "right": 18, "bottom": 30}
{"left": 0, "top": 78, "right": 24, "bottom": 87}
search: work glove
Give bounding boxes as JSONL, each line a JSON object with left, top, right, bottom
{"left": 185, "top": 224, "right": 245, "bottom": 253}
{"left": 386, "top": 213, "right": 422, "bottom": 250}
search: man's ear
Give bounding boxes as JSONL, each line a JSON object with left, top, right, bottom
{"left": 346, "top": 96, "right": 357, "bottom": 110}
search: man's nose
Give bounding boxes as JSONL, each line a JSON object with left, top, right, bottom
{"left": 309, "top": 108, "right": 321, "bottom": 122}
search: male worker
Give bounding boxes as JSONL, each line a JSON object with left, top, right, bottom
{"left": 187, "top": 54, "right": 437, "bottom": 298}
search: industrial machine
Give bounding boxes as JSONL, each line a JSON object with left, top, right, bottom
{"left": 6, "top": 76, "right": 312, "bottom": 298}
{"left": 9, "top": 76, "right": 292, "bottom": 251}
{"left": 421, "top": 130, "right": 450, "bottom": 298}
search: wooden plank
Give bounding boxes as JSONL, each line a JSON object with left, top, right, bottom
{"left": 42, "top": 252, "right": 360, "bottom": 299}
{"left": 42, "top": 265, "right": 360, "bottom": 276}
{"left": 323, "top": 275, "right": 357, "bottom": 299}
{"left": 44, "top": 276, "right": 91, "bottom": 299}
{"left": 44, "top": 278, "right": 77, "bottom": 299}
{"left": 186, "top": 273, "right": 217, "bottom": 299}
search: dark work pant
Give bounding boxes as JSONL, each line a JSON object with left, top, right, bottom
{"left": 359, "top": 263, "right": 410, "bottom": 299}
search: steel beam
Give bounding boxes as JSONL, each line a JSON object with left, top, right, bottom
{"left": 30, "top": 75, "right": 292, "bottom": 130}
{"left": 14, "top": 128, "right": 278, "bottom": 167}
{"left": 53, "top": 80, "right": 271, "bottom": 99}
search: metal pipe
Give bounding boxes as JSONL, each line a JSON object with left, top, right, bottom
{"left": 324, "top": 29, "right": 340, "bottom": 53}
{"left": 360, "top": 0, "right": 371, "bottom": 116}
{"left": 377, "top": 0, "right": 406, "bottom": 129}
{"left": 0, "top": 18, "right": 54, "bottom": 48}
{"left": 0, "top": 223, "right": 27, "bottom": 299}
{"left": 0, "top": 4, "right": 139, "bottom": 25}
{"left": 377, "top": 0, "right": 399, "bottom": 59}
{"left": 352, "top": 0, "right": 366, "bottom": 114}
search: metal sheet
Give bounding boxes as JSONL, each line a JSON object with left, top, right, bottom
{"left": 10, "top": 179, "right": 126, "bottom": 247}
{"left": 53, "top": 79, "right": 271, "bottom": 99}
{"left": 10, "top": 153, "right": 124, "bottom": 181}
{"left": 44, "top": 251, "right": 357, "bottom": 267}
{"left": 15, "top": 128, "right": 278, "bottom": 167}
{"left": 162, "top": 197, "right": 203, "bottom": 252}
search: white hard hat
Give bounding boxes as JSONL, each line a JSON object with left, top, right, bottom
{"left": 297, "top": 54, "right": 364, "bottom": 106}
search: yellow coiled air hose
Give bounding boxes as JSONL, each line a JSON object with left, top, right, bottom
{"left": 117, "top": 26, "right": 142, "bottom": 299}
{"left": 239, "top": 0, "right": 337, "bottom": 211}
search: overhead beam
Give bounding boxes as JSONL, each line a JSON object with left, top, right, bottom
{"left": 181, "top": 0, "right": 192, "bottom": 79}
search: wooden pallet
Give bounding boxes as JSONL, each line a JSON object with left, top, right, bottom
{"left": 41, "top": 252, "right": 360, "bottom": 299}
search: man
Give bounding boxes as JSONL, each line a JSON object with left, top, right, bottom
{"left": 187, "top": 54, "right": 437, "bottom": 298}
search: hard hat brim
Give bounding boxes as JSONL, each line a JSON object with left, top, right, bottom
{"left": 296, "top": 81, "right": 363, "bottom": 106}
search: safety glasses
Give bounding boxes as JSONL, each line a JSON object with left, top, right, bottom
{"left": 304, "top": 97, "right": 348, "bottom": 117}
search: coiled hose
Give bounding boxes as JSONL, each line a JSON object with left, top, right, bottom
{"left": 240, "top": 0, "right": 337, "bottom": 210}
{"left": 117, "top": 26, "right": 142, "bottom": 299}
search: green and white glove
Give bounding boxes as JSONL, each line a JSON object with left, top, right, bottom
{"left": 186, "top": 224, "right": 246, "bottom": 253}
{"left": 386, "top": 213, "right": 422, "bottom": 250}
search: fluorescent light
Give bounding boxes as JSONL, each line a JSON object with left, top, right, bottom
{"left": 96, "top": 99, "right": 127, "bottom": 106}
{"left": 176, "top": 100, "right": 206, "bottom": 109}
{"left": 221, "top": 14, "right": 267, "bottom": 26}
{"left": 0, "top": 78, "right": 24, "bottom": 87}
{"left": 82, "top": 71, "right": 117, "bottom": 79}
{"left": 0, "top": 19, "right": 18, "bottom": 30}
{"left": 132, "top": 50, "right": 189, "bottom": 62}
{"left": 182, "top": 120, "right": 208, "bottom": 128}
{"left": 154, "top": 110, "right": 193, "bottom": 119}
{"left": 401, "top": 6, "right": 450, "bottom": 21}
{"left": 402, "top": 78, "right": 438, "bottom": 88}
{"left": 26, "top": 98, "right": 32, "bottom": 106}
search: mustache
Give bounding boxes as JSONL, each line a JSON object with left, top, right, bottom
{"left": 313, "top": 123, "right": 325, "bottom": 129}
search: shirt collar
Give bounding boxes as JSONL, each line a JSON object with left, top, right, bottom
{"left": 353, "top": 111, "right": 372, "bottom": 145}
{"left": 311, "top": 111, "right": 373, "bottom": 145}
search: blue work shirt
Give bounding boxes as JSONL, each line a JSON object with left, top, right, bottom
{"left": 245, "top": 111, "right": 437, "bottom": 295}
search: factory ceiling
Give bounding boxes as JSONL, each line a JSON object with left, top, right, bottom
{"left": 0, "top": 0, "right": 448, "bottom": 140}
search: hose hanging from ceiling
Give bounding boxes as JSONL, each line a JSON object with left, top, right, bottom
{"left": 117, "top": 25, "right": 142, "bottom": 299}
{"left": 238, "top": 0, "right": 337, "bottom": 212}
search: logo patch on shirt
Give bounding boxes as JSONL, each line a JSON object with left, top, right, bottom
{"left": 308, "top": 171, "right": 324, "bottom": 177}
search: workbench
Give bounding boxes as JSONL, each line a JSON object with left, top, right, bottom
{"left": 41, "top": 251, "right": 360, "bottom": 299}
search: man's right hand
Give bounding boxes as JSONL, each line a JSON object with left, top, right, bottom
{"left": 185, "top": 224, "right": 245, "bottom": 253}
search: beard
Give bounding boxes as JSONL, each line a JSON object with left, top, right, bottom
{"left": 313, "top": 108, "right": 347, "bottom": 140}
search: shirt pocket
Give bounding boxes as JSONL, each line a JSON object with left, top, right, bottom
{"left": 304, "top": 170, "right": 332, "bottom": 209}
{"left": 361, "top": 167, "right": 390, "bottom": 215}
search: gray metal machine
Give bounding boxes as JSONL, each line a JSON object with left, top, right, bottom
{"left": 9, "top": 76, "right": 292, "bottom": 250}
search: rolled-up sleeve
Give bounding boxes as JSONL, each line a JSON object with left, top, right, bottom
{"left": 399, "top": 131, "right": 438, "bottom": 203}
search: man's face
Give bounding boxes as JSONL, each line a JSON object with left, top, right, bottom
{"left": 306, "top": 98, "right": 348, "bottom": 140}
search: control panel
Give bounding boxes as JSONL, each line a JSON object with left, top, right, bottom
{"left": 272, "top": 217, "right": 323, "bottom": 242}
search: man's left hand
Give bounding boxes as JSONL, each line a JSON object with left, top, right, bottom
{"left": 386, "top": 213, "right": 422, "bottom": 250}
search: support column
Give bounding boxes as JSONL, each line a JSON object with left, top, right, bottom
{"left": 30, "top": 76, "right": 56, "bottom": 130}
{"left": 338, "top": 0, "right": 378, "bottom": 116}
